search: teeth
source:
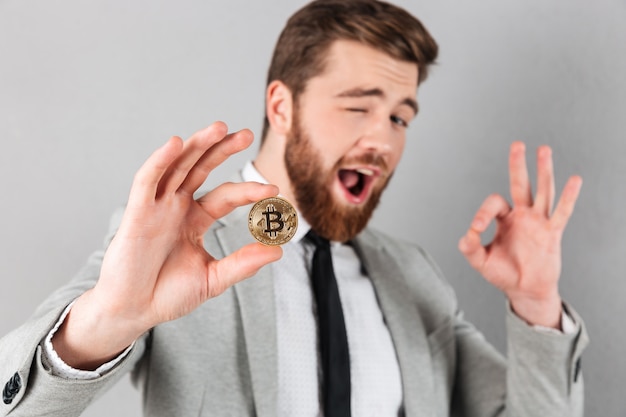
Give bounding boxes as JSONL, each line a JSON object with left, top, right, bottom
{"left": 356, "top": 168, "right": 374, "bottom": 176}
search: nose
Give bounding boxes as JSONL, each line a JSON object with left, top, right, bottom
{"left": 355, "top": 113, "right": 397, "bottom": 156}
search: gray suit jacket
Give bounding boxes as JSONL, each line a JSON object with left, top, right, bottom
{"left": 0, "top": 202, "right": 588, "bottom": 416}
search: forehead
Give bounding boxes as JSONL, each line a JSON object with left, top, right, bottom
{"left": 314, "top": 40, "right": 419, "bottom": 94}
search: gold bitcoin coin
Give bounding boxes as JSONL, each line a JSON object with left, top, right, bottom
{"left": 248, "top": 197, "right": 298, "bottom": 246}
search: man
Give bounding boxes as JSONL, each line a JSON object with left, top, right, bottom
{"left": 0, "top": 0, "right": 587, "bottom": 416}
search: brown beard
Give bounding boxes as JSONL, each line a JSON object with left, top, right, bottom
{"left": 284, "top": 111, "right": 391, "bottom": 242}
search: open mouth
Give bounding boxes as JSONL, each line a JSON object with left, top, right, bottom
{"left": 337, "top": 167, "right": 377, "bottom": 203}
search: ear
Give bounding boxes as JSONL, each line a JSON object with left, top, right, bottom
{"left": 265, "top": 80, "right": 293, "bottom": 135}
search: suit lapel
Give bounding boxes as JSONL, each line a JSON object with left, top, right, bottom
{"left": 354, "top": 232, "right": 435, "bottom": 417}
{"left": 214, "top": 206, "right": 278, "bottom": 417}
{"left": 212, "top": 193, "right": 436, "bottom": 416}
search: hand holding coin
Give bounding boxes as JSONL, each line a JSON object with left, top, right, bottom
{"left": 52, "top": 122, "right": 284, "bottom": 370}
{"left": 248, "top": 197, "right": 298, "bottom": 245}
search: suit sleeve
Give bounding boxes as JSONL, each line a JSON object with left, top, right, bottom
{"left": 503, "top": 302, "right": 587, "bottom": 416}
{"left": 417, "top": 247, "right": 589, "bottom": 417}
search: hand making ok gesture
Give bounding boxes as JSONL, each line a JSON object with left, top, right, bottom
{"left": 458, "top": 142, "right": 582, "bottom": 328}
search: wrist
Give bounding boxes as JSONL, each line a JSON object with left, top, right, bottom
{"left": 508, "top": 292, "right": 563, "bottom": 329}
{"left": 51, "top": 290, "right": 143, "bottom": 370}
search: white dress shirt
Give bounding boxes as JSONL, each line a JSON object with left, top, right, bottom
{"left": 243, "top": 161, "right": 404, "bottom": 416}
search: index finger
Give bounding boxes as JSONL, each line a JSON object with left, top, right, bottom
{"left": 179, "top": 128, "right": 255, "bottom": 195}
{"left": 128, "top": 136, "right": 184, "bottom": 206}
{"left": 156, "top": 122, "right": 230, "bottom": 198}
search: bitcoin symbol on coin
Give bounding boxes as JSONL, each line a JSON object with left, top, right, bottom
{"left": 248, "top": 197, "right": 298, "bottom": 245}
{"left": 262, "top": 204, "right": 284, "bottom": 238}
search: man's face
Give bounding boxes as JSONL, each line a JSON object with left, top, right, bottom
{"left": 284, "top": 40, "right": 419, "bottom": 242}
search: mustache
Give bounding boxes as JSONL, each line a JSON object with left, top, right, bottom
{"left": 337, "top": 153, "right": 390, "bottom": 176}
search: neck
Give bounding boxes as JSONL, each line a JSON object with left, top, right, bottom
{"left": 254, "top": 134, "right": 297, "bottom": 206}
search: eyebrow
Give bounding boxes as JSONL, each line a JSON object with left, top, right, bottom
{"left": 335, "top": 87, "right": 419, "bottom": 115}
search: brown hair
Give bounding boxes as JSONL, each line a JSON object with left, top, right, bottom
{"left": 261, "top": 0, "right": 439, "bottom": 141}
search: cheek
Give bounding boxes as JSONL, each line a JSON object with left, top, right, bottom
{"left": 388, "top": 137, "right": 406, "bottom": 171}
{"left": 309, "top": 113, "right": 358, "bottom": 160}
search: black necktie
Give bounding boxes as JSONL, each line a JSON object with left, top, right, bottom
{"left": 306, "top": 230, "right": 351, "bottom": 417}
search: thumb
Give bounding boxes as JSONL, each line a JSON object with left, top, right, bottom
{"left": 207, "top": 243, "right": 283, "bottom": 298}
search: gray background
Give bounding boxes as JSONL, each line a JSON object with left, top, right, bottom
{"left": 0, "top": 0, "right": 624, "bottom": 415}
